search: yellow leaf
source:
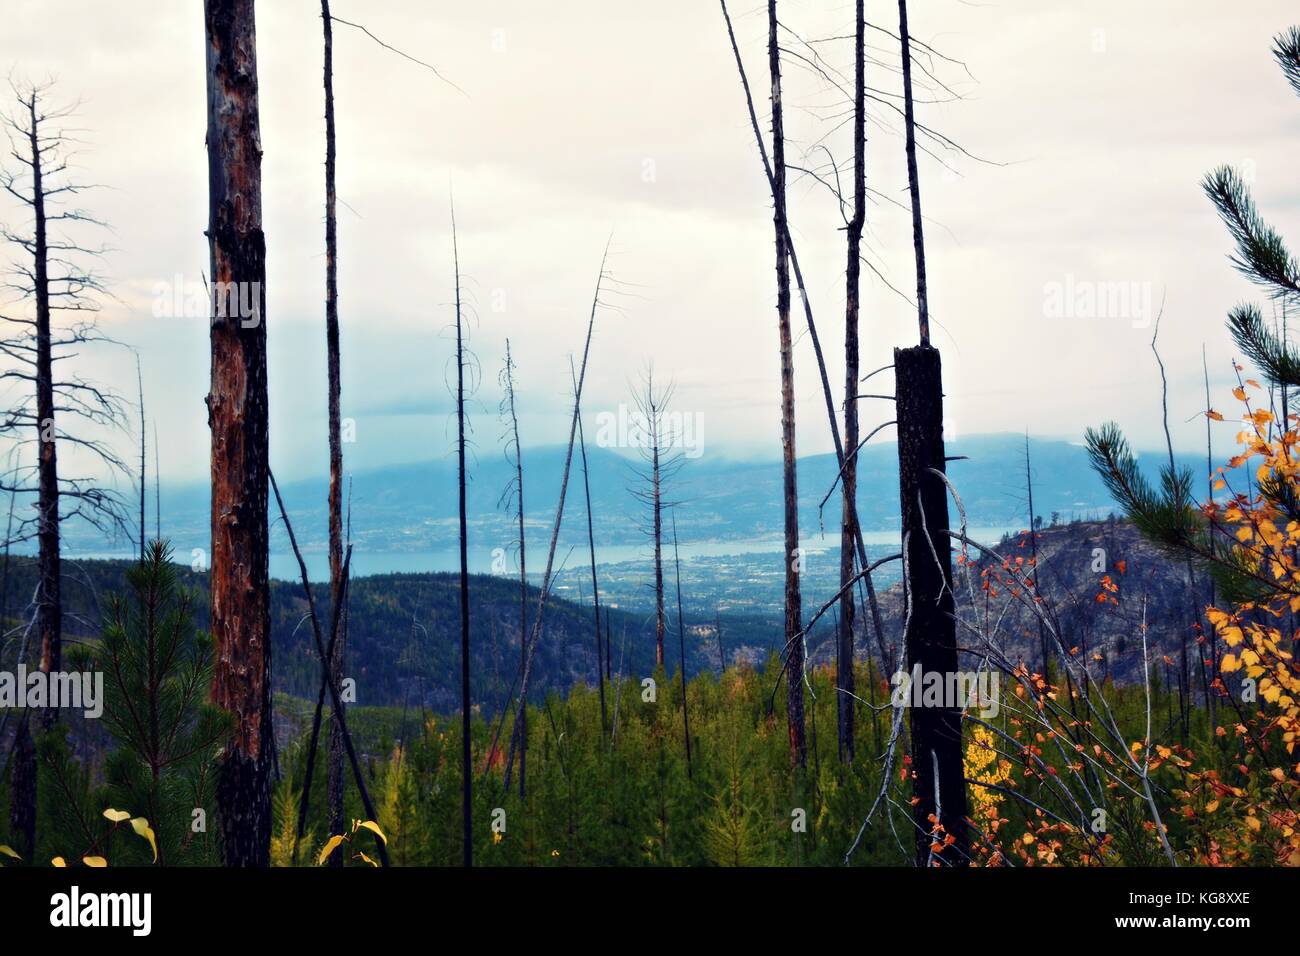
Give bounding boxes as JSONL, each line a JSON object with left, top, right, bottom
{"left": 1271, "top": 767, "right": 1288, "bottom": 783}
{"left": 356, "top": 820, "right": 387, "bottom": 846}
{"left": 1221, "top": 653, "right": 1240, "bottom": 673}
{"left": 51, "top": 857, "right": 66, "bottom": 867}
{"left": 317, "top": 835, "right": 345, "bottom": 866}
{"left": 82, "top": 856, "right": 108, "bottom": 868}
{"left": 1205, "top": 801, "right": 1219, "bottom": 813}
{"left": 355, "top": 852, "right": 379, "bottom": 867}
{"left": 102, "top": 808, "right": 131, "bottom": 823}
{"left": 130, "top": 817, "right": 158, "bottom": 863}
{"left": 0, "top": 845, "right": 20, "bottom": 860}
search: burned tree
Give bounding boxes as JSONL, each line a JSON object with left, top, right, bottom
{"left": 0, "top": 78, "right": 129, "bottom": 859}
{"left": 451, "top": 203, "right": 472, "bottom": 868}
{"left": 500, "top": 243, "right": 610, "bottom": 791}
{"left": 670, "top": 510, "right": 692, "bottom": 777}
{"left": 894, "top": 0, "right": 969, "bottom": 865}
{"left": 573, "top": 369, "right": 607, "bottom": 735}
{"left": 768, "top": 0, "right": 806, "bottom": 769}
{"left": 204, "top": 0, "right": 273, "bottom": 867}
{"left": 498, "top": 340, "right": 528, "bottom": 795}
{"left": 320, "top": 0, "right": 348, "bottom": 864}
{"left": 629, "top": 367, "right": 683, "bottom": 670}
{"left": 837, "top": 0, "right": 867, "bottom": 765}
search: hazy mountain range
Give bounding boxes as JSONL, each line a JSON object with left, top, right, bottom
{"left": 55, "top": 432, "right": 1216, "bottom": 574}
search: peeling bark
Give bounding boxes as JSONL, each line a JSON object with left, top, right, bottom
{"left": 768, "top": 0, "right": 805, "bottom": 769}
{"left": 204, "top": 0, "right": 272, "bottom": 867}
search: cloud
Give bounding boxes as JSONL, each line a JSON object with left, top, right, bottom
{"left": 1, "top": 0, "right": 1297, "bottom": 488}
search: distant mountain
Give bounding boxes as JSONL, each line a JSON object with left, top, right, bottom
{"left": 56, "top": 433, "right": 1212, "bottom": 564}
{"left": 3, "top": 516, "right": 1201, "bottom": 721}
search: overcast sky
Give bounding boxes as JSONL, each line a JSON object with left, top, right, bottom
{"left": 3, "top": 0, "right": 1298, "bottom": 485}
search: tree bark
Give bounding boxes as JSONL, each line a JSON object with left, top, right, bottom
{"left": 137, "top": 356, "right": 146, "bottom": 563}
{"left": 653, "top": 419, "right": 665, "bottom": 668}
{"left": 204, "top": 0, "right": 273, "bottom": 867}
{"left": 320, "top": 0, "right": 348, "bottom": 867}
{"left": 768, "top": 0, "right": 805, "bottom": 769}
{"left": 899, "top": 0, "right": 930, "bottom": 346}
{"left": 453, "top": 207, "right": 472, "bottom": 868}
{"left": 896, "top": 345, "right": 968, "bottom": 866}
{"left": 576, "top": 407, "right": 607, "bottom": 735}
{"left": 838, "top": 0, "right": 866, "bottom": 765}
{"left": 6, "top": 82, "right": 64, "bottom": 861}
{"left": 671, "top": 512, "right": 692, "bottom": 777}
{"left": 504, "top": 341, "right": 528, "bottom": 797}
{"left": 1024, "top": 435, "right": 1050, "bottom": 673}
{"left": 30, "top": 90, "right": 61, "bottom": 735}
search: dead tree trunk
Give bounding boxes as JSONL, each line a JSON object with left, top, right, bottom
{"left": 895, "top": 0, "right": 967, "bottom": 866}
{"left": 1024, "top": 435, "right": 1050, "bottom": 673}
{"left": 26, "top": 88, "right": 62, "bottom": 741}
{"left": 632, "top": 370, "right": 681, "bottom": 673}
{"left": 652, "top": 422, "right": 666, "bottom": 669}
{"left": 671, "top": 511, "right": 692, "bottom": 777}
{"left": 320, "top": 0, "right": 348, "bottom": 866}
{"left": 838, "top": 0, "right": 866, "bottom": 766}
{"left": 715, "top": 607, "right": 725, "bottom": 673}
{"left": 3, "top": 85, "right": 58, "bottom": 860}
{"left": 500, "top": 244, "right": 609, "bottom": 791}
{"left": 575, "top": 396, "right": 607, "bottom": 735}
{"left": 204, "top": 0, "right": 273, "bottom": 867}
{"left": 502, "top": 340, "right": 528, "bottom": 796}
{"left": 720, "top": 0, "right": 891, "bottom": 681}
{"left": 3, "top": 80, "right": 128, "bottom": 861}
{"left": 137, "top": 354, "right": 146, "bottom": 562}
{"left": 896, "top": 346, "right": 968, "bottom": 866}
{"left": 768, "top": 0, "right": 806, "bottom": 770}
{"left": 899, "top": 0, "right": 930, "bottom": 345}
{"left": 452, "top": 206, "right": 472, "bottom": 868}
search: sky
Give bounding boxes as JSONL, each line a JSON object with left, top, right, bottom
{"left": 2, "top": 0, "right": 1298, "bottom": 487}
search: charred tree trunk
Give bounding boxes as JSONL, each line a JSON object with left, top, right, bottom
{"left": 1024, "top": 435, "right": 1050, "bottom": 673}
{"left": 838, "top": 0, "right": 866, "bottom": 766}
{"left": 896, "top": 345, "right": 968, "bottom": 866}
{"left": 453, "top": 208, "right": 472, "bottom": 868}
{"left": 769, "top": 0, "right": 805, "bottom": 769}
{"left": 715, "top": 607, "right": 725, "bottom": 673}
{"left": 604, "top": 607, "right": 612, "bottom": 682}
{"left": 720, "top": 0, "right": 891, "bottom": 681}
{"left": 895, "top": 0, "right": 965, "bottom": 866}
{"left": 31, "top": 91, "right": 61, "bottom": 736}
{"left": 653, "top": 428, "right": 666, "bottom": 669}
{"left": 204, "top": 0, "right": 272, "bottom": 867}
{"left": 576, "top": 403, "right": 607, "bottom": 735}
{"left": 137, "top": 355, "right": 146, "bottom": 562}
{"left": 320, "top": 0, "right": 348, "bottom": 866}
{"left": 503, "top": 340, "right": 528, "bottom": 797}
{"left": 671, "top": 512, "right": 692, "bottom": 777}
{"left": 6, "top": 81, "right": 64, "bottom": 860}
{"left": 500, "top": 245, "right": 609, "bottom": 791}
{"left": 899, "top": 0, "right": 930, "bottom": 345}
